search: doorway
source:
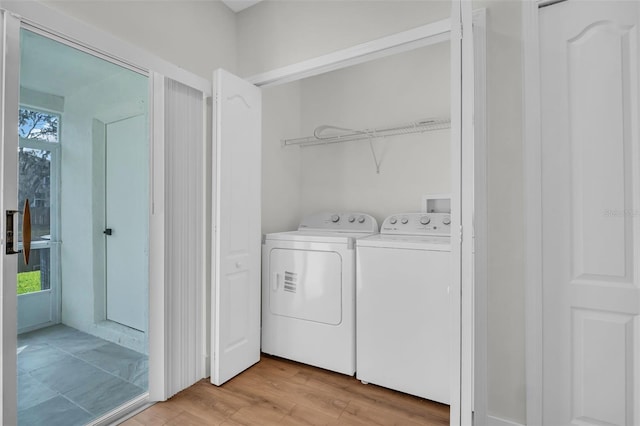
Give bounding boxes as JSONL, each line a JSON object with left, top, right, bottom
{"left": 210, "top": 6, "right": 484, "bottom": 425}
{"left": 15, "top": 28, "right": 150, "bottom": 425}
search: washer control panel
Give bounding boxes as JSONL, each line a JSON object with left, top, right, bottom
{"left": 380, "top": 213, "right": 451, "bottom": 236}
{"left": 298, "top": 212, "right": 379, "bottom": 233}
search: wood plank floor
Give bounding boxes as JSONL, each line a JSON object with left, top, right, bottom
{"left": 123, "top": 355, "right": 449, "bottom": 426}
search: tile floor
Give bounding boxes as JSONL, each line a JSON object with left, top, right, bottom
{"left": 18, "top": 324, "right": 148, "bottom": 426}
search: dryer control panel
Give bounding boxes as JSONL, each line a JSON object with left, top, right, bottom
{"left": 298, "top": 212, "right": 378, "bottom": 233}
{"left": 381, "top": 213, "right": 451, "bottom": 236}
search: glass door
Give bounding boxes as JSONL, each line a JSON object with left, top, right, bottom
{"left": 16, "top": 28, "right": 150, "bottom": 426}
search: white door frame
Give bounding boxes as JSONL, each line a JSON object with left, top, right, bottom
{"left": 0, "top": 11, "right": 21, "bottom": 426}
{"left": 247, "top": 4, "right": 484, "bottom": 425}
{"left": 522, "top": 1, "right": 547, "bottom": 425}
{"left": 0, "top": 0, "right": 212, "bottom": 421}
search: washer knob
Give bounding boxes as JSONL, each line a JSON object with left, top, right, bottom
{"left": 331, "top": 214, "right": 340, "bottom": 223}
{"left": 443, "top": 216, "right": 451, "bottom": 225}
{"left": 420, "top": 216, "right": 431, "bottom": 225}
{"left": 358, "top": 215, "right": 365, "bottom": 224}
{"left": 389, "top": 217, "right": 398, "bottom": 225}
{"left": 401, "top": 217, "right": 409, "bottom": 225}
{"left": 348, "top": 215, "right": 355, "bottom": 223}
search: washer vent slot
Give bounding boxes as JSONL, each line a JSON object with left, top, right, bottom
{"left": 284, "top": 271, "right": 298, "bottom": 293}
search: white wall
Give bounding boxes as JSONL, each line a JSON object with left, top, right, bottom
{"left": 239, "top": 1, "right": 526, "bottom": 424}
{"left": 261, "top": 82, "right": 303, "bottom": 234}
{"left": 262, "top": 43, "right": 450, "bottom": 232}
{"left": 297, "top": 43, "right": 450, "bottom": 225}
{"left": 39, "top": 0, "right": 237, "bottom": 79}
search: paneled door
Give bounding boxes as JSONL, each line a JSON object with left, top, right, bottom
{"left": 540, "top": 1, "right": 640, "bottom": 425}
{"left": 211, "top": 69, "right": 261, "bottom": 386}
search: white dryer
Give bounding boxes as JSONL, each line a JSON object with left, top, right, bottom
{"left": 262, "top": 212, "right": 379, "bottom": 375}
{"left": 356, "top": 212, "right": 451, "bottom": 403}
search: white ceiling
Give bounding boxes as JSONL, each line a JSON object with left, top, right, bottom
{"left": 221, "top": 0, "right": 263, "bottom": 13}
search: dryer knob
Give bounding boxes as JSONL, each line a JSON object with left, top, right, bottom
{"left": 420, "top": 216, "right": 431, "bottom": 225}
{"left": 358, "top": 215, "right": 365, "bottom": 224}
{"left": 348, "top": 215, "right": 355, "bottom": 223}
{"left": 401, "top": 217, "right": 409, "bottom": 225}
{"left": 443, "top": 216, "right": 451, "bottom": 226}
{"left": 331, "top": 214, "right": 340, "bottom": 223}
{"left": 389, "top": 217, "right": 398, "bottom": 225}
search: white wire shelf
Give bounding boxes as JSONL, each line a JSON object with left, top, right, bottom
{"left": 281, "top": 118, "right": 451, "bottom": 147}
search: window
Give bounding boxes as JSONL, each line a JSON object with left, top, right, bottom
{"left": 17, "top": 107, "right": 60, "bottom": 294}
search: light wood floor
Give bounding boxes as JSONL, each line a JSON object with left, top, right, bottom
{"left": 123, "top": 355, "right": 449, "bottom": 426}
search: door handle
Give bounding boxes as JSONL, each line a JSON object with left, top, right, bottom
{"left": 6, "top": 209, "right": 20, "bottom": 256}
{"left": 22, "top": 199, "right": 31, "bottom": 265}
{"left": 6, "top": 198, "right": 31, "bottom": 265}
{"left": 103, "top": 228, "right": 113, "bottom": 236}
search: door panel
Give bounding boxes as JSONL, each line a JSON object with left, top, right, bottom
{"left": 211, "top": 69, "right": 261, "bottom": 386}
{"left": 541, "top": 2, "right": 640, "bottom": 425}
{"left": 105, "top": 115, "right": 148, "bottom": 332}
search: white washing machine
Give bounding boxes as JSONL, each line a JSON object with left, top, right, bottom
{"left": 262, "top": 212, "right": 379, "bottom": 375}
{"left": 356, "top": 212, "right": 451, "bottom": 403}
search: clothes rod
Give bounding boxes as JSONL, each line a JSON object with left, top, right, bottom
{"left": 282, "top": 118, "right": 450, "bottom": 147}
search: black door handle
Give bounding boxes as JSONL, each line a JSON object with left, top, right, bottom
{"left": 104, "top": 228, "right": 113, "bottom": 236}
{"left": 6, "top": 209, "right": 20, "bottom": 255}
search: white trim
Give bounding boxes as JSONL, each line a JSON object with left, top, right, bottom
{"left": 201, "top": 92, "right": 210, "bottom": 381}
{"left": 148, "top": 72, "right": 166, "bottom": 401}
{"left": 522, "top": 1, "right": 543, "bottom": 425}
{"left": 471, "top": 8, "right": 488, "bottom": 426}
{"left": 487, "top": 415, "right": 526, "bottom": 426}
{"left": 459, "top": 2, "right": 477, "bottom": 424}
{"left": 247, "top": 18, "right": 451, "bottom": 87}
{"left": 0, "top": 1, "right": 211, "bottom": 95}
{"left": 449, "top": 1, "right": 463, "bottom": 423}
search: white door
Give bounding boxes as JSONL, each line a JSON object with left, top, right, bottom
{"left": 211, "top": 69, "right": 261, "bottom": 386}
{"left": 540, "top": 2, "right": 640, "bottom": 425}
{"left": 105, "top": 114, "right": 148, "bottom": 332}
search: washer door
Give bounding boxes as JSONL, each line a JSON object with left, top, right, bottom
{"left": 268, "top": 248, "right": 342, "bottom": 325}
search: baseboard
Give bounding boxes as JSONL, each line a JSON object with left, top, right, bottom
{"left": 487, "top": 415, "right": 525, "bottom": 426}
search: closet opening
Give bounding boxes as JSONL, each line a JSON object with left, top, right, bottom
{"left": 243, "top": 9, "right": 485, "bottom": 424}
